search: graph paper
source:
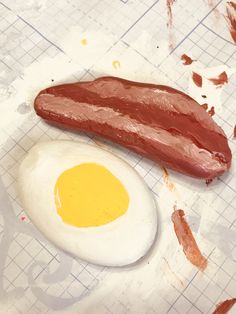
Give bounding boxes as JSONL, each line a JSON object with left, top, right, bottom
{"left": 0, "top": 0, "right": 235, "bottom": 313}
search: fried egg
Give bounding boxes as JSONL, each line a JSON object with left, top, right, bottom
{"left": 18, "top": 141, "right": 158, "bottom": 266}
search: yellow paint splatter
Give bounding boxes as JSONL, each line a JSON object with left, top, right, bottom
{"left": 112, "top": 60, "right": 121, "bottom": 70}
{"left": 162, "top": 167, "right": 176, "bottom": 192}
{"left": 80, "top": 38, "right": 87, "bottom": 46}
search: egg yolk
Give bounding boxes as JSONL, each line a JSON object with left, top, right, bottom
{"left": 54, "top": 163, "right": 129, "bottom": 227}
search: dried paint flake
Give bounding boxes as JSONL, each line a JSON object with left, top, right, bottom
{"left": 192, "top": 72, "right": 202, "bottom": 88}
{"left": 209, "top": 71, "right": 228, "bottom": 87}
{"left": 181, "top": 54, "right": 194, "bottom": 65}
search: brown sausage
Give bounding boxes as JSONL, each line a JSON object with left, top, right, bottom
{"left": 34, "top": 76, "right": 232, "bottom": 179}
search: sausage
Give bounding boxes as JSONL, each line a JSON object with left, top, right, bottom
{"left": 34, "top": 76, "right": 232, "bottom": 179}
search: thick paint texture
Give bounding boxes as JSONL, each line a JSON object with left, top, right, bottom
{"left": 55, "top": 163, "right": 129, "bottom": 227}
{"left": 34, "top": 76, "right": 232, "bottom": 179}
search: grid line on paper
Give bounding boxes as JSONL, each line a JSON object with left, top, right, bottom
{"left": 119, "top": 0, "right": 160, "bottom": 40}
{"left": 201, "top": 22, "right": 236, "bottom": 46}
{"left": 167, "top": 0, "right": 224, "bottom": 56}
{"left": 0, "top": 1, "right": 64, "bottom": 53}
{"left": 16, "top": 15, "right": 64, "bottom": 53}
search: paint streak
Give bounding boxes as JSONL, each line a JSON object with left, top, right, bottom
{"left": 163, "top": 257, "right": 185, "bottom": 287}
{"left": 112, "top": 60, "right": 121, "bottom": 70}
{"left": 201, "top": 103, "right": 208, "bottom": 111}
{"left": 167, "top": 0, "right": 175, "bottom": 27}
{"left": 209, "top": 71, "right": 228, "bottom": 87}
{"left": 80, "top": 38, "right": 87, "bottom": 46}
{"left": 212, "top": 298, "right": 236, "bottom": 314}
{"left": 171, "top": 207, "right": 208, "bottom": 270}
{"left": 208, "top": 106, "right": 215, "bottom": 117}
{"left": 234, "top": 125, "right": 236, "bottom": 138}
{"left": 226, "top": 2, "right": 236, "bottom": 44}
{"left": 192, "top": 72, "right": 203, "bottom": 87}
{"left": 181, "top": 54, "right": 194, "bottom": 65}
{"left": 163, "top": 167, "right": 176, "bottom": 192}
{"left": 166, "top": 0, "right": 176, "bottom": 48}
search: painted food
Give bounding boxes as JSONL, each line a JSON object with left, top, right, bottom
{"left": 34, "top": 76, "right": 232, "bottom": 180}
{"left": 18, "top": 141, "right": 158, "bottom": 266}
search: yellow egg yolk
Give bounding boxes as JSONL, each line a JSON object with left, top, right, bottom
{"left": 54, "top": 163, "right": 129, "bottom": 227}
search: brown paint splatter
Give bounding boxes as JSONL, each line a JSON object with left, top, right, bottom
{"left": 208, "top": 106, "right": 215, "bottom": 116}
{"left": 209, "top": 71, "right": 228, "bottom": 87}
{"left": 80, "top": 38, "right": 87, "bottom": 46}
{"left": 192, "top": 72, "right": 203, "bottom": 87}
{"left": 112, "top": 60, "right": 121, "bottom": 70}
{"left": 212, "top": 298, "right": 236, "bottom": 314}
{"left": 202, "top": 95, "right": 207, "bottom": 98}
{"left": 226, "top": 2, "right": 236, "bottom": 44}
{"left": 234, "top": 125, "right": 236, "bottom": 138}
{"left": 181, "top": 54, "right": 194, "bottom": 65}
{"left": 163, "top": 167, "right": 176, "bottom": 192}
{"left": 201, "top": 103, "right": 208, "bottom": 110}
{"left": 206, "top": 178, "right": 213, "bottom": 185}
{"left": 163, "top": 257, "right": 185, "bottom": 287}
{"left": 171, "top": 207, "right": 208, "bottom": 270}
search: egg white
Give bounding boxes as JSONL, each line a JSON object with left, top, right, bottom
{"left": 18, "top": 141, "right": 158, "bottom": 266}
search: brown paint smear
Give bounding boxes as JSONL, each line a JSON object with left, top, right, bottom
{"left": 171, "top": 208, "right": 208, "bottom": 270}
{"left": 181, "top": 54, "right": 194, "bottom": 65}
{"left": 212, "top": 298, "right": 236, "bottom": 314}
{"left": 234, "top": 125, "right": 236, "bottom": 138}
{"left": 167, "top": 0, "right": 175, "bottom": 27}
{"left": 226, "top": 2, "right": 236, "bottom": 44}
{"left": 163, "top": 167, "right": 176, "bottom": 192}
{"left": 192, "top": 72, "right": 203, "bottom": 87}
{"left": 209, "top": 71, "right": 228, "bottom": 87}
{"left": 208, "top": 106, "right": 215, "bottom": 117}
